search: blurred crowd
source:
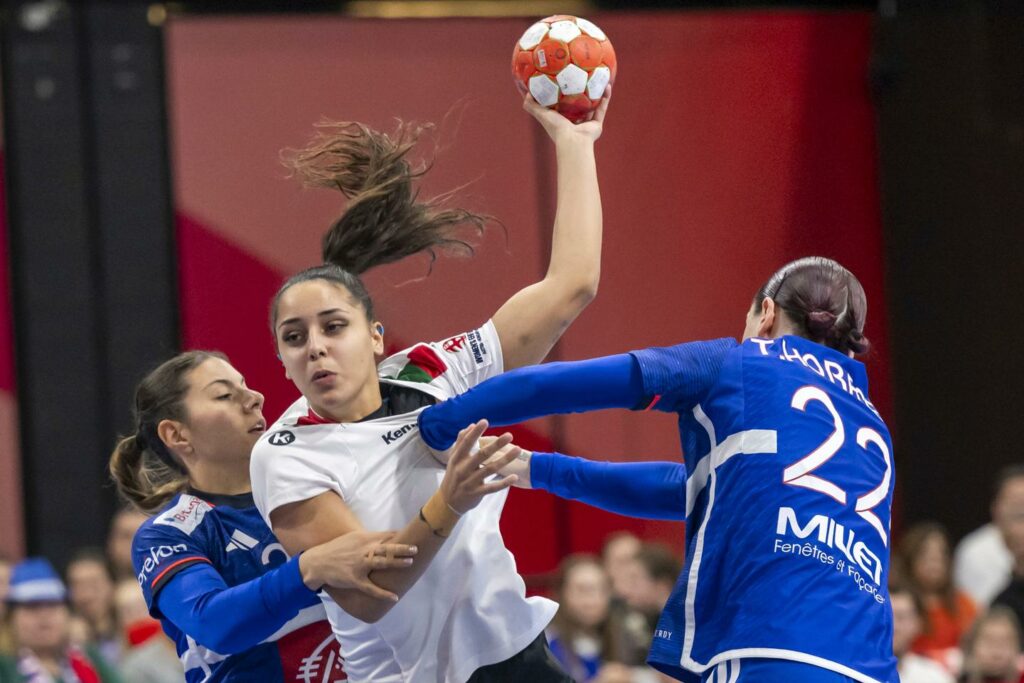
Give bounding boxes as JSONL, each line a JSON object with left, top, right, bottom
{"left": 0, "top": 508, "right": 179, "bottom": 682}
{"left": 889, "top": 465, "right": 1024, "bottom": 683}
{"left": 3, "top": 465, "right": 1024, "bottom": 683}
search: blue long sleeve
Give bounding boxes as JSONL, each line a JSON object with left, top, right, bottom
{"left": 419, "top": 353, "right": 646, "bottom": 450}
{"left": 531, "top": 452, "right": 686, "bottom": 521}
{"left": 155, "top": 555, "right": 319, "bottom": 654}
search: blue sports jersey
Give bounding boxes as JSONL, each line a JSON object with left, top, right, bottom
{"left": 419, "top": 335, "right": 896, "bottom": 683}
{"left": 631, "top": 337, "right": 895, "bottom": 683}
{"left": 133, "top": 490, "right": 345, "bottom": 682}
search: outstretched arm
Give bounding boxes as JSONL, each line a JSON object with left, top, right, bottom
{"left": 492, "top": 93, "right": 610, "bottom": 370}
{"left": 420, "top": 338, "right": 739, "bottom": 451}
{"left": 419, "top": 352, "right": 647, "bottom": 451}
{"left": 498, "top": 449, "right": 686, "bottom": 521}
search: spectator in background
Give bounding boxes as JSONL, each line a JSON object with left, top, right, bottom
{"left": 547, "top": 555, "right": 662, "bottom": 683}
{"left": 621, "top": 544, "right": 680, "bottom": 634}
{"left": 602, "top": 533, "right": 640, "bottom": 604}
{"left": 112, "top": 580, "right": 181, "bottom": 683}
{"left": 65, "top": 549, "right": 120, "bottom": 667}
{"left": 614, "top": 540, "right": 679, "bottom": 663}
{"left": 959, "top": 607, "right": 1024, "bottom": 683}
{"left": 106, "top": 509, "right": 147, "bottom": 583}
{"left": 990, "top": 504, "right": 1024, "bottom": 644}
{"left": 0, "top": 558, "right": 119, "bottom": 682}
{"left": 547, "top": 555, "right": 620, "bottom": 681}
{"left": 599, "top": 534, "right": 651, "bottom": 668}
{"left": 0, "top": 553, "right": 13, "bottom": 657}
{"left": 891, "top": 582, "right": 956, "bottom": 683}
{"left": 955, "top": 466, "right": 1024, "bottom": 608}
{"left": 900, "top": 522, "right": 979, "bottom": 659}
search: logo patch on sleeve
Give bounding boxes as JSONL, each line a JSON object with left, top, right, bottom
{"left": 465, "top": 329, "right": 489, "bottom": 366}
{"left": 443, "top": 330, "right": 489, "bottom": 366}
{"left": 397, "top": 345, "right": 448, "bottom": 383}
{"left": 269, "top": 430, "right": 296, "bottom": 446}
{"left": 154, "top": 496, "right": 213, "bottom": 535}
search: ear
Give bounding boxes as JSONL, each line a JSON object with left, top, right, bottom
{"left": 371, "top": 321, "right": 385, "bottom": 355}
{"left": 756, "top": 297, "right": 777, "bottom": 337}
{"left": 157, "top": 419, "right": 193, "bottom": 460}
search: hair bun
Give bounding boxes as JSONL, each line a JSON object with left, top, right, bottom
{"left": 806, "top": 310, "right": 838, "bottom": 336}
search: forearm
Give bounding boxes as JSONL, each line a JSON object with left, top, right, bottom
{"left": 531, "top": 452, "right": 686, "bottom": 521}
{"left": 419, "top": 353, "right": 646, "bottom": 450}
{"left": 491, "top": 137, "right": 603, "bottom": 370}
{"left": 157, "top": 558, "right": 318, "bottom": 654}
{"left": 547, "top": 137, "right": 601, "bottom": 289}
{"left": 326, "top": 513, "right": 448, "bottom": 623}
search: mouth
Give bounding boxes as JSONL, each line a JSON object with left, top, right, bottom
{"left": 249, "top": 420, "right": 266, "bottom": 434}
{"left": 311, "top": 370, "right": 336, "bottom": 384}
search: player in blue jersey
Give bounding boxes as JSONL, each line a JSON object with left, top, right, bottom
{"left": 417, "top": 257, "right": 897, "bottom": 683}
{"left": 108, "top": 350, "right": 419, "bottom": 682}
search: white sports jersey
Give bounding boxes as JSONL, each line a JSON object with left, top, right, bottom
{"left": 250, "top": 321, "right": 557, "bottom": 683}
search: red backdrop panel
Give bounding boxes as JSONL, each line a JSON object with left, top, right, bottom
{"left": 168, "top": 10, "right": 888, "bottom": 574}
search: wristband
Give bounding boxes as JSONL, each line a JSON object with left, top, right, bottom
{"left": 419, "top": 490, "right": 461, "bottom": 538}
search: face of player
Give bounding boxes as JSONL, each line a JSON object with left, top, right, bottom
{"left": 972, "top": 616, "right": 1021, "bottom": 677}
{"left": 911, "top": 532, "right": 950, "bottom": 593}
{"left": 66, "top": 559, "right": 113, "bottom": 623}
{"left": 171, "top": 357, "right": 266, "bottom": 467}
{"left": 274, "top": 280, "right": 384, "bottom": 422}
{"left": 890, "top": 593, "right": 921, "bottom": 658}
{"left": 562, "top": 563, "right": 611, "bottom": 629}
{"left": 994, "top": 477, "right": 1024, "bottom": 565}
{"left": 11, "top": 602, "right": 70, "bottom": 655}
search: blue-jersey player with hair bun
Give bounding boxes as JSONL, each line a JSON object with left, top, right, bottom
{"left": 419, "top": 257, "right": 897, "bottom": 683}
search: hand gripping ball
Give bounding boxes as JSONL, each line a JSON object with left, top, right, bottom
{"left": 511, "top": 15, "right": 617, "bottom": 123}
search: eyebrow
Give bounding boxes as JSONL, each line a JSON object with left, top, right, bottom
{"left": 203, "top": 378, "right": 246, "bottom": 391}
{"left": 277, "top": 308, "right": 348, "bottom": 330}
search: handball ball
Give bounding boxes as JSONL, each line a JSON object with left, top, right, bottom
{"left": 511, "top": 15, "right": 617, "bottom": 123}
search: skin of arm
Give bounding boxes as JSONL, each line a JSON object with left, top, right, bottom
{"left": 272, "top": 490, "right": 445, "bottom": 624}
{"left": 270, "top": 422, "right": 519, "bottom": 624}
{"left": 492, "top": 94, "right": 610, "bottom": 370}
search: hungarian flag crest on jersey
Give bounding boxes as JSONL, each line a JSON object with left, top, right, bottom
{"left": 394, "top": 345, "right": 448, "bottom": 384}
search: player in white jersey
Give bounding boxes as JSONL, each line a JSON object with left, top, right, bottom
{"left": 249, "top": 91, "right": 610, "bottom": 682}
{"left": 109, "top": 351, "right": 418, "bottom": 682}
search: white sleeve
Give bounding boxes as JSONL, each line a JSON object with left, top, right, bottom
{"left": 249, "top": 433, "right": 346, "bottom": 526}
{"left": 427, "top": 319, "right": 505, "bottom": 394}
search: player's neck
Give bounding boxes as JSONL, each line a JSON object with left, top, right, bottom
{"left": 311, "top": 383, "right": 383, "bottom": 423}
{"left": 188, "top": 463, "right": 251, "bottom": 496}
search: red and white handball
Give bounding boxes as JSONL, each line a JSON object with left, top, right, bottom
{"left": 511, "top": 15, "right": 617, "bottom": 123}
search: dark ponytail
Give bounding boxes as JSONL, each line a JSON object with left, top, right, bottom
{"left": 282, "top": 119, "right": 493, "bottom": 276}
{"left": 754, "top": 256, "right": 870, "bottom": 356}
{"left": 108, "top": 351, "right": 226, "bottom": 514}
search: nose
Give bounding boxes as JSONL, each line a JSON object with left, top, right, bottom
{"left": 246, "top": 389, "right": 265, "bottom": 413}
{"left": 307, "top": 329, "right": 327, "bottom": 360}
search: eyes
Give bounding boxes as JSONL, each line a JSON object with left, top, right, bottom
{"left": 280, "top": 319, "right": 348, "bottom": 346}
